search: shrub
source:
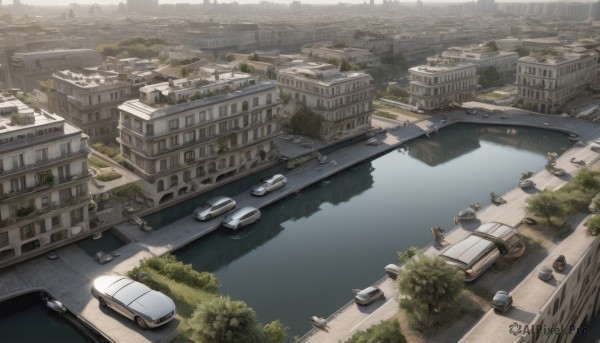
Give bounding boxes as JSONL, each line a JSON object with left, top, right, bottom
{"left": 586, "top": 215, "right": 600, "bottom": 236}
{"left": 347, "top": 317, "right": 406, "bottom": 343}
{"left": 143, "top": 254, "right": 220, "bottom": 293}
{"left": 91, "top": 142, "right": 120, "bottom": 158}
{"left": 95, "top": 169, "right": 122, "bottom": 182}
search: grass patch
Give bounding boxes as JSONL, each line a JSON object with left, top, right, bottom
{"left": 91, "top": 142, "right": 120, "bottom": 157}
{"left": 95, "top": 168, "right": 122, "bottom": 182}
{"left": 476, "top": 92, "right": 509, "bottom": 101}
{"left": 88, "top": 156, "right": 109, "bottom": 169}
{"left": 466, "top": 285, "right": 494, "bottom": 301}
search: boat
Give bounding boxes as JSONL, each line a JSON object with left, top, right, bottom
{"left": 94, "top": 251, "right": 114, "bottom": 265}
{"left": 310, "top": 316, "right": 328, "bottom": 329}
{"left": 92, "top": 232, "right": 103, "bottom": 240}
{"left": 568, "top": 134, "right": 581, "bottom": 142}
{"left": 45, "top": 299, "right": 67, "bottom": 314}
{"left": 454, "top": 208, "right": 477, "bottom": 223}
{"left": 551, "top": 168, "right": 566, "bottom": 176}
{"left": 366, "top": 137, "right": 379, "bottom": 146}
{"left": 518, "top": 179, "right": 535, "bottom": 189}
{"left": 47, "top": 252, "right": 58, "bottom": 260}
{"left": 592, "top": 145, "right": 600, "bottom": 152}
{"left": 317, "top": 155, "right": 328, "bottom": 164}
{"left": 490, "top": 192, "right": 507, "bottom": 205}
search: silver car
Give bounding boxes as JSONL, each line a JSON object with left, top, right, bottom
{"left": 250, "top": 174, "right": 287, "bottom": 196}
{"left": 222, "top": 206, "right": 261, "bottom": 230}
{"left": 354, "top": 286, "right": 385, "bottom": 305}
{"left": 193, "top": 196, "right": 236, "bottom": 221}
{"left": 91, "top": 275, "right": 176, "bottom": 329}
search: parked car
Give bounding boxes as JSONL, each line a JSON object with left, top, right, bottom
{"left": 222, "top": 206, "right": 261, "bottom": 230}
{"left": 384, "top": 264, "right": 400, "bottom": 279}
{"left": 250, "top": 174, "right": 287, "bottom": 196}
{"left": 538, "top": 266, "right": 553, "bottom": 281}
{"left": 354, "top": 286, "right": 385, "bottom": 305}
{"left": 91, "top": 275, "right": 176, "bottom": 329}
{"left": 440, "top": 235, "right": 500, "bottom": 282}
{"left": 492, "top": 290, "right": 513, "bottom": 312}
{"left": 193, "top": 196, "right": 236, "bottom": 221}
{"left": 466, "top": 109, "right": 478, "bottom": 115}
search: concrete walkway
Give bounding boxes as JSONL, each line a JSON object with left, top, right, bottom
{"left": 1, "top": 104, "right": 599, "bottom": 343}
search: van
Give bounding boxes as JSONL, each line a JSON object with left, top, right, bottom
{"left": 472, "top": 222, "right": 524, "bottom": 256}
{"left": 440, "top": 235, "right": 500, "bottom": 282}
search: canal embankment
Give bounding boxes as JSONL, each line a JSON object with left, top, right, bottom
{"left": 1, "top": 104, "right": 600, "bottom": 343}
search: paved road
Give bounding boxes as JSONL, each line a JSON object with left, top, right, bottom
{"left": 1, "top": 104, "right": 599, "bottom": 343}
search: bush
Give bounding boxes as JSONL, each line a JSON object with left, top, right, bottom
{"left": 91, "top": 142, "right": 120, "bottom": 158}
{"left": 289, "top": 104, "right": 322, "bottom": 138}
{"left": 586, "top": 215, "right": 600, "bottom": 236}
{"left": 143, "top": 254, "right": 220, "bottom": 293}
{"left": 347, "top": 317, "right": 406, "bottom": 343}
{"left": 95, "top": 169, "right": 122, "bottom": 182}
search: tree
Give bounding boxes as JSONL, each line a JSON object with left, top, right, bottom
{"left": 479, "top": 66, "right": 500, "bottom": 88}
{"left": 397, "top": 247, "right": 420, "bottom": 263}
{"left": 339, "top": 58, "right": 352, "bottom": 72}
{"left": 515, "top": 47, "right": 529, "bottom": 57}
{"left": 483, "top": 40, "right": 498, "bottom": 52}
{"left": 239, "top": 62, "right": 252, "bottom": 73}
{"left": 577, "top": 169, "right": 600, "bottom": 193}
{"left": 248, "top": 53, "right": 259, "bottom": 61}
{"left": 289, "top": 104, "right": 322, "bottom": 138}
{"left": 190, "top": 297, "right": 264, "bottom": 343}
{"left": 346, "top": 318, "right": 406, "bottom": 343}
{"left": 181, "top": 67, "right": 189, "bottom": 78}
{"left": 589, "top": 193, "right": 600, "bottom": 213}
{"left": 525, "top": 190, "right": 565, "bottom": 227}
{"left": 263, "top": 320, "right": 287, "bottom": 343}
{"left": 397, "top": 254, "right": 464, "bottom": 326}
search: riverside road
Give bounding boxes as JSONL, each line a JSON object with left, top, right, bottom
{"left": 1, "top": 102, "right": 600, "bottom": 343}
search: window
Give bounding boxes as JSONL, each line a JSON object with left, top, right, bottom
{"left": 12, "top": 154, "right": 24, "bottom": 168}
{"left": 158, "top": 139, "right": 166, "bottom": 151}
{"left": 184, "top": 131, "right": 195, "bottom": 144}
{"left": 169, "top": 135, "right": 179, "bottom": 147}
{"left": 35, "top": 170, "right": 53, "bottom": 186}
{"left": 39, "top": 219, "right": 46, "bottom": 233}
{"left": 41, "top": 196, "right": 50, "bottom": 208}
{"left": 184, "top": 170, "right": 191, "bottom": 182}
{"left": 157, "top": 180, "right": 164, "bottom": 192}
{"left": 169, "top": 154, "right": 179, "bottom": 167}
{"left": 185, "top": 115, "right": 195, "bottom": 127}
{"left": 70, "top": 207, "right": 84, "bottom": 224}
{"left": 219, "top": 106, "right": 228, "bottom": 117}
{"left": 51, "top": 215, "right": 61, "bottom": 228}
{"left": 170, "top": 175, "right": 178, "bottom": 187}
{"left": 76, "top": 184, "right": 86, "bottom": 197}
{"left": 243, "top": 115, "right": 249, "bottom": 127}
{"left": 251, "top": 112, "right": 259, "bottom": 123}
{"left": 184, "top": 150, "right": 195, "bottom": 162}
{"left": 35, "top": 148, "right": 48, "bottom": 162}
{"left": 231, "top": 103, "right": 238, "bottom": 114}
{"left": 10, "top": 176, "right": 26, "bottom": 192}
{"left": 219, "top": 158, "right": 226, "bottom": 168}
{"left": 219, "top": 122, "right": 228, "bottom": 133}
{"left": 242, "top": 101, "right": 249, "bottom": 111}
{"left": 59, "top": 188, "right": 72, "bottom": 203}
{"left": 168, "top": 119, "right": 179, "bottom": 131}
{"left": 199, "top": 128, "right": 206, "bottom": 139}
{"left": 199, "top": 111, "right": 206, "bottom": 122}
{"left": 58, "top": 164, "right": 70, "bottom": 182}
{"left": 50, "top": 230, "right": 67, "bottom": 243}
{"left": 20, "top": 224, "right": 36, "bottom": 240}
{"left": 266, "top": 94, "right": 272, "bottom": 104}
{"left": 196, "top": 166, "right": 205, "bottom": 176}
{"left": 252, "top": 97, "right": 259, "bottom": 107}
{"left": 242, "top": 132, "right": 248, "bottom": 144}
{"left": 0, "top": 232, "right": 8, "bottom": 247}
{"left": 60, "top": 142, "right": 71, "bottom": 156}
{"left": 159, "top": 159, "right": 167, "bottom": 171}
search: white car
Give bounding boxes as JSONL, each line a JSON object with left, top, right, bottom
{"left": 250, "top": 174, "right": 287, "bottom": 196}
{"left": 354, "top": 286, "right": 385, "bottom": 305}
{"left": 91, "top": 275, "right": 176, "bottom": 329}
{"left": 193, "top": 196, "right": 236, "bottom": 221}
{"left": 222, "top": 206, "right": 261, "bottom": 230}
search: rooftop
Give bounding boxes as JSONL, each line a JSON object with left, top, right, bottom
{"left": 519, "top": 52, "right": 596, "bottom": 66}
{"left": 409, "top": 62, "right": 475, "bottom": 74}
{"left": 53, "top": 69, "right": 125, "bottom": 89}
{"left": 279, "top": 62, "right": 372, "bottom": 85}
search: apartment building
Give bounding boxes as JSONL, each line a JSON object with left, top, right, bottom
{"left": 409, "top": 62, "right": 478, "bottom": 110}
{"left": 117, "top": 73, "right": 281, "bottom": 206}
{"left": 440, "top": 46, "right": 518, "bottom": 79}
{"left": 2, "top": 49, "right": 102, "bottom": 92}
{"left": 301, "top": 46, "right": 380, "bottom": 68}
{"left": 517, "top": 52, "right": 598, "bottom": 114}
{"left": 0, "top": 94, "right": 90, "bottom": 267}
{"left": 277, "top": 62, "right": 374, "bottom": 141}
{"left": 50, "top": 69, "right": 134, "bottom": 143}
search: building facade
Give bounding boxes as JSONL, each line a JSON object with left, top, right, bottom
{"left": 440, "top": 46, "right": 518, "bottom": 79}
{"left": 117, "top": 73, "right": 281, "bottom": 206}
{"left": 277, "top": 62, "right": 374, "bottom": 142}
{"left": 50, "top": 69, "right": 134, "bottom": 144}
{"left": 409, "top": 62, "right": 478, "bottom": 110}
{"left": 301, "top": 46, "right": 380, "bottom": 68}
{"left": 0, "top": 95, "right": 90, "bottom": 267}
{"left": 517, "top": 52, "right": 598, "bottom": 114}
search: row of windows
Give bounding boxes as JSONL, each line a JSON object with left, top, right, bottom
{"left": 278, "top": 75, "right": 370, "bottom": 96}
{"left": 0, "top": 141, "right": 73, "bottom": 172}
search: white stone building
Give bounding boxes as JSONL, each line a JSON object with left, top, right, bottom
{"left": 117, "top": 73, "right": 281, "bottom": 205}
{"left": 440, "top": 45, "right": 518, "bottom": 79}
{"left": 277, "top": 62, "right": 374, "bottom": 141}
{"left": 301, "top": 46, "right": 380, "bottom": 68}
{"left": 50, "top": 69, "right": 135, "bottom": 143}
{"left": 0, "top": 95, "right": 90, "bottom": 267}
{"left": 409, "top": 62, "right": 478, "bottom": 110}
{"left": 517, "top": 52, "right": 598, "bottom": 114}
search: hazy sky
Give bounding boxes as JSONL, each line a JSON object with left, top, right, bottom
{"left": 6, "top": 0, "right": 477, "bottom": 5}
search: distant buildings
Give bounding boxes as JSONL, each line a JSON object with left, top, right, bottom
{"left": 516, "top": 51, "right": 598, "bottom": 114}
{"left": 1, "top": 49, "right": 102, "bottom": 92}
{"left": 409, "top": 61, "right": 478, "bottom": 110}
{"left": 127, "top": 0, "right": 159, "bottom": 13}
{"left": 49, "top": 68, "right": 135, "bottom": 144}
{"left": 439, "top": 45, "right": 518, "bottom": 80}
{"left": 117, "top": 73, "right": 281, "bottom": 206}
{"left": 301, "top": 46, "right": 380, "bottom": 68}
{"left": 0, "top": 94, "right": 90, "bottom": 267}
{"left": 277, "top": 62, "right": 374, "bottom": 141}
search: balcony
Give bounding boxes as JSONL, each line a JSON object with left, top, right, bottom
{"left": 0, "top": 195, "right": 90, "bottom": 229}
{"left": 0, "top": 150, "right": 88, "bottom": 178}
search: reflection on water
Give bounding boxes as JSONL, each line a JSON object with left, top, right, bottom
{"left": 174, "top": 124, "right": 572, "bottom": 337}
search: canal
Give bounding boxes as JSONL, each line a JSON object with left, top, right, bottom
{"left": 169, "top": 123, "right": 572, "bottom": 338}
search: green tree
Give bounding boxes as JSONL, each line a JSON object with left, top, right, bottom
{"left": 248, "top": 53, "right": 259, "bottom": 61}
{"left": 263, "top": 320, "right": 287, "bottom": 343}
{"left": 289, "top": 104, "right": 322, "bottom": 138}
{"left": 339, "top": 58, "right": 352, "bottom": 72}
{"left": 479, "top": 66, "right": 500, "bottom": 88}
{"left": 181, "top": 67, "right": 189, "bottom": 78}
{"left": 577, "top": 169, "right": 600, "bottom": 193}
{"left": 483, "top": 40, "right": 498, "bottom": 52}
{"left": 515, "top": 47, "right": 529, "bottom": 57}
{"left": 586, "top": 215, "right": 600, "bottom": 236}
{"left": 397, "top": 247, "right": 420, "bottom": 263}
{"left": 190, "top": 297, "right": 264, "bottom": 343}
{"left": 239, "top": 62, "right": 252, "bottom": 73}
{"left": 397, "top": 254, "right": 464, "bottom": 326}
{"left": 525, "top": 190, "right": 565, "bottom": 227}
{"left": 326, "top": 57, "right": 340, "bottom": 66}
{"left": 589, "top": 193, "right": 600, "bottom": 213}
